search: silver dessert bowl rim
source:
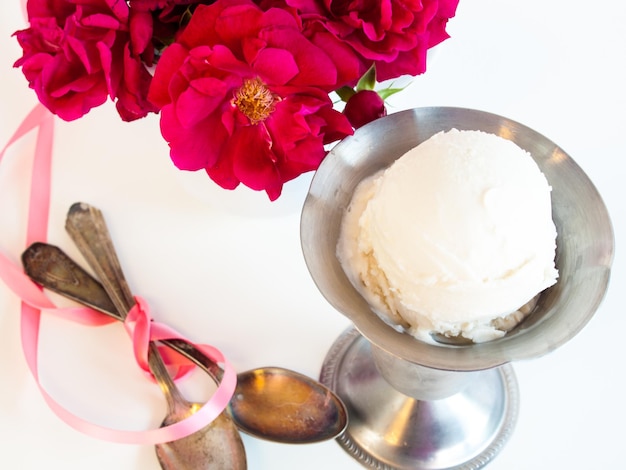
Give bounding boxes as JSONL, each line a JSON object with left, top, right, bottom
{"left": 300, "top": 106, "right": 614, "bottom": 371}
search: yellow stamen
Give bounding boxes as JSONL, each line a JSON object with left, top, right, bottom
{"left": 234, "top": 77, "right": 277, "bottom": 124}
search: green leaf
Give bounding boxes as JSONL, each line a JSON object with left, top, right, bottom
{"left": 356, "top": 65, "right": 376, "bottom": 91}
{"left": 335, "top": 86, "right": 356, "bottom": 102}
{"left": 377, "top": 87, "right": 406, "bottom": 100}
{"left": 180, "top": 7, "right": 194, "bottom": 26}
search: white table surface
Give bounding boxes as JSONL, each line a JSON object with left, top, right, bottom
{"left": 1, "top": 1, "right": 624, "bottom": 469}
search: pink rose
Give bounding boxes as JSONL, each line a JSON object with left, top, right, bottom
{"left": 275, "top": 0, "right": 459, "bottom": 82}
{"left": 148, "top": 0, "right": 353, "bottom": 200}
{"left": 14, "top": 0, "right": 157, "bottom": 121}
{"left": 343, "top": 90, "right": 387, "bottom": 129}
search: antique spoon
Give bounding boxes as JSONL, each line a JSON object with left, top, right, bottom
{"left": 64, "top": 202, "right": 247, "bottom": 470}
{"left": 22, "top": 216, "right": 348, "bottom": 445}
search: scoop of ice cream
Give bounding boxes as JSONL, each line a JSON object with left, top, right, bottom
{"left": 337, "top": 128, "right": 558, "bottom": 343}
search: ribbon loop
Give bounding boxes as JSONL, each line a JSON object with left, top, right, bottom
{"left": 124, "top": 296, "right": 152, "bottom": 374}
{"left": 0, "top": 104, "right": 237, "bottom": 445}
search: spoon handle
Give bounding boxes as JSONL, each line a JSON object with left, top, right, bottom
{"left": 65, "top": 203, "right": 134, "bottom": 314}
{"left": 64, "top": 202, "right": 188, "bottom": 411}
{"left": 21, "top": 242, "right": 226, "bottom": 383}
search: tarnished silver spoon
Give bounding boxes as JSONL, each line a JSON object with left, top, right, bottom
{"left": 63, "top": 202, "right": 246, "bottom": 470}
{"left": 22, "top": 210, "right": 348, "bottom": 445}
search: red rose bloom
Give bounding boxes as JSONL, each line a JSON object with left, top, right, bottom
{"left": 14, "top": 0, "right": 157, "bottom": 121}
{"left": 148, "top": 0, "right": 353, "bottom": 200}
{"left": 275, "top": 0, "right": 459, "bottom": 82}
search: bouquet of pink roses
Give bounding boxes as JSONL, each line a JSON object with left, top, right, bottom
{"left": 13, "top": 0, "right": 458, "bottom": 200}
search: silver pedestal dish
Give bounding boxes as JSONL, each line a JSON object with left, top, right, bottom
{"left": 300, "top": 107, "right": 614, "bottom": 469}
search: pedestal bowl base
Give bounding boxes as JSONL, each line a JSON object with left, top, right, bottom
{"left": 320, "top": 328, "right": 519, "bottom": 470}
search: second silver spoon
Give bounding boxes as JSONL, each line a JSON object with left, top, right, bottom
{"left": 64, "top": 202, "right": 246, "bottom": 470}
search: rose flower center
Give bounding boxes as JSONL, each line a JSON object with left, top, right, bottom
{"left": 234, "top": 77, "right": 277, "bottom": 124}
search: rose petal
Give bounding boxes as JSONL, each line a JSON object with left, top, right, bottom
{"left": 148, "top": 43, "right": 189, "bottom": 107}
{"left": 80, "top": 13, "right": 125, "bottom": 30}
{"left": 175, "top": 77, "right": 229, "bottom": 127}
{"left": 129, "top": 9, "right": 154, "bottom": 57}
{"left": 162, "top": 105, "right": 227, "bottom": 170}
{"left": 104, "top": 0, "right": 130, "bottom": 23}
{"left": 252, "top": 47, "right": 298, "bottom": 84}
{"left": 229, "top": 125, "right": 283, "bottom": 199}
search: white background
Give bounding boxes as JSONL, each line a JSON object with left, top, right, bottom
{"left": 1, "top": 1, "right": 625, "bottom": 469}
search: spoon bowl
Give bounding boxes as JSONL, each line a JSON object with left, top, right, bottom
{"left": 156, "top": 413, "right": 244, "bottom": 469}
{"left": 230, "top": 367, "right": 348, "bottom": 443}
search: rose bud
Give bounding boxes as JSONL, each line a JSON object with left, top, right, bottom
{"left": 343, "top": 89, "right": 387, "bottom": 129}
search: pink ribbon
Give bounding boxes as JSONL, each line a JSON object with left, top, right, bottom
{"left": 125, "top": 296, "right": 199, "bottom": 381}
{"left": 0, "top": 104, "right": 236, "bottom": 444}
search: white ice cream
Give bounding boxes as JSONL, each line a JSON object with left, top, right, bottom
{"left": 337, "top": 129, "right": 558, "bottom": 343}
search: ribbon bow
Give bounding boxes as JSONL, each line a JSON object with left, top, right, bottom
{"left": 125, "top": 296, "right": 196, "bottom": 381}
